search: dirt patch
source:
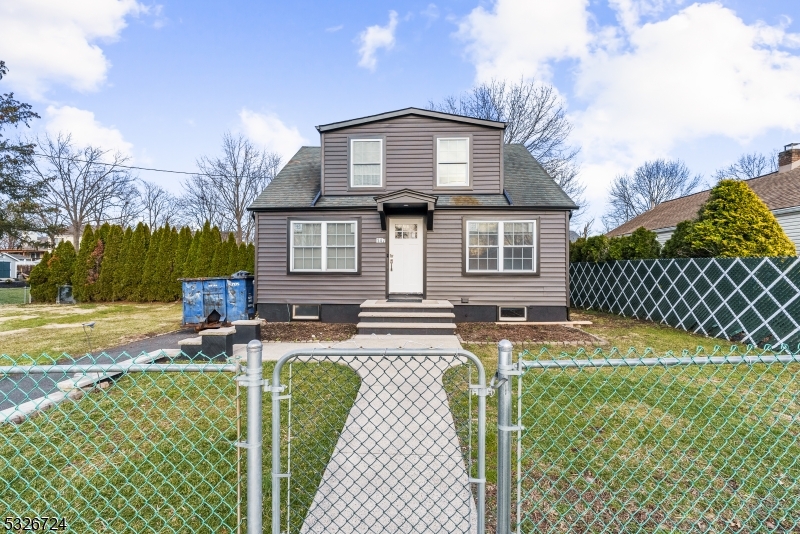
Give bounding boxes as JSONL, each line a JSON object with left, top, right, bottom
{"left": 261, "top": 322, "right": 357, "bottom": 342}
{"left": 457, "top": 322, "right": 598, "bottom": 343}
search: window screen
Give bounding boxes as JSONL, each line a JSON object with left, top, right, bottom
{"left": 292, "top": 304, "right": 320, "bottom": 320}
{"left": 498, "top": 306, "right": 527, "bottom": 321}
{"left": 466, "top": 221, "right": 536, "bottom": 272}
{"left": 437, "top": 138, "right": 469, "bottom": 186}
{"left": 291, "top": 221, "right": 358, "bottom": 272}
{"left": 351, "top": 139, "right": 382, "bottom": 187}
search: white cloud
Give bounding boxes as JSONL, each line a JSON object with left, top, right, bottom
{"left": 326, "top": 24, "right": 344, "bottom": 33}
{"left": 0, "top": 0, "right": 146, "bottom": 98}
{"left": 357, "top": 11, "right": 399, "bottom": 71}
{"left": 45, "top": 105, "right": 134, "bottom": 156}
{"left": 458, "top": 0, "right": 592, "bottom": 82}
{"left": 458, "top": 0, "right": 800, "bottom": 221}
{"left": 421, "top": 4, "right": 440, "bottom": 24}
{"left": 573, "top": 3, "right": 800, "bottom": 165}
{"left": 238, "top": 109, "right": 308, "bottom": 162}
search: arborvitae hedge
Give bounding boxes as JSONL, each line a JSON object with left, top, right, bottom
{"left": 30, "top": 221, "right": 253, "bottom": 303}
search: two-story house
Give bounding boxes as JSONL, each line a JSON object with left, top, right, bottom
{"left": 247, "top": 108, "right": 578, "bottom": 334}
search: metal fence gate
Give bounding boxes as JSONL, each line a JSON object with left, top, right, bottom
{"left": 496, "top": 341, "right": 800, "bottom": 533}
{"left": 269, "top": 348, "right": 488, "bottom": 534}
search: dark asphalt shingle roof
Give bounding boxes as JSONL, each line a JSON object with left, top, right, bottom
{"left": 248, "top": 144, "right": 578, "bottom": 210}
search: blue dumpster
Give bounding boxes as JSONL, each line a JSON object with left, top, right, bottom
{"left": 180, "top": 273, "right": 255, "bottom": 325}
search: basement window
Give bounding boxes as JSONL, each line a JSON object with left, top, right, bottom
{"left": 292, "top": 304, "right": 320, "bottom": 321}
{"left": 498, "top": 306, "right": 527, "bottom": 322}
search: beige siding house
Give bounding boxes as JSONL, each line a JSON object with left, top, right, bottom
{"left": 248, "top": 108, "right": 577, "bottom": 333}
{"left": 608, "top": 144, "right": 800, "bottom": 252}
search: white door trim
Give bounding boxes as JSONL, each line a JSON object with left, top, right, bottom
{"left": 387, "top": 216, "right": 425, "bottom": 296}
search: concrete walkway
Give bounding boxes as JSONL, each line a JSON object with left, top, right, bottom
{"left": 296, "top": 336, "right": 478, "bottom": 533}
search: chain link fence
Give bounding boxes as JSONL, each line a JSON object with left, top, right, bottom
{"left": 496, "top": 345, "right": 800, "bottom": 533}
{"left": 270, "top": 349, "right": 487, "bottom": 534}
{"left": 0, "top": 352, "right": 244, "bottom": 533}
{"left": 570, "top": 257, "right": 800, "bottom": 347}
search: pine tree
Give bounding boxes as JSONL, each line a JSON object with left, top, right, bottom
{"left": 211, "top": 233, "right": 232, "bottom": 276}
{"left": 225, "top": 233, "right": 239, "bottom": 275}
{"left": 113, "top": 227, "right": 134, "bottom": 300}
{"left": 29, "top": 251, "right": 52, "bottom": 302}
{"left": 687, "top": 180, "right": 796, "bottom": 257}
{"left": 72, "top": 225, "right": 96, "bottom": 302}
{"left": 246, "top": 243, "right": 255, "bottom": 274}
{"left": 48, "top": 241, "right": 77, "bottom": 301}
{"left": 97, "top": 225, "right": 123, "bottom": 301}
{"left": 173, "top": 226, "right": 193, "bottom": 298}
{"left": 184, "top": 227, "right": 202, "bottom": 278}
{"left": 120, "top": 223, "right": 149, "bottom": 301}
{"left": 237, "top": 242, "right": 249, "bottom": 273}
{"left": 194, "top": 221, "right": 219, "bottom": 277}
{"left": 157, "top": 226, "right": 180, "bottom": 301}
{"left": 140, "top": 226, "right": 163, "bottom": 301}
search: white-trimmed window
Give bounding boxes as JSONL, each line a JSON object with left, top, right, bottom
{"left": 351, "top": 139, "right": 382, "bottom": 187}
{"left": 466, "top": 220, "right": 536, "bottom": 272}
{"left": 437, "top": 137, "right": 469, "bottom": 186}
{"left": 291, "top": 221, "right": 357, "bottom": 272}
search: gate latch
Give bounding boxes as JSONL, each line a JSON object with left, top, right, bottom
{"left": 469, "top": 384, "right": 494, "bottom": 397}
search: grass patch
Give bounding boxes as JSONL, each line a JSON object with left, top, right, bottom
{"left": 0, "top": 287, "right": 28, "bottom": 305}
{"left": 0, "top": 302, "right": 183, "bottom": 365}
{"left": 0, "top": 359, "right": 360, "bottom": 533}
{"left": 449, "top": 311, "right": 800, "bottom": 533}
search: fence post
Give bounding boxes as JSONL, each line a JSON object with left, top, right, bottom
{"left": 245, "top": 340, "right": 263, "bottom": 534}
{"left": 497, "top": 339, "right": 513, "bottom": 534}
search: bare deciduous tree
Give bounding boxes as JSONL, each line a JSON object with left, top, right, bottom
{"left": 184, "top": 133, "right": 281, "bottom": 243}
{"left": 140, "top": 180, "right": 180, "bottom": 228}
{"left": 713, "top": 151, "right": 778, "bottom": 182}
{"left": 29, "top": 134, "right": 137, "bottom": 245}
{"left": 602, "top": 159, "right": 702, "bottom": 231}
{"left": 429, "top": 78, "right": 586, "bottom": 217}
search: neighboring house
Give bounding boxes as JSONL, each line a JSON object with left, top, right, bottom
{"left": 0, "top": 252, "right": 39, "bottom": 281}
{"left": 608, "top": 143, "right": 800, "bottom": 251}
{"left": 247, "top": 107, "right": 578, "bottom": 334}
{"left": 0, "top": 248, "right": 46, "bottom": 261}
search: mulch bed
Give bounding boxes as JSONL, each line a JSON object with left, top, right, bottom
{"left": 261, "top": 322, "right": 357, "bottom": 342}
{"left": 457, "top": 322, "right": 599, "bottom": 343}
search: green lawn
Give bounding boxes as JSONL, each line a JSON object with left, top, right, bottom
{"left": 0, "top": 287, "right": 28, "bottom": 305}
{"left": 0, "top": 302, "right": 183, "bottom": 365}
{"left": 0, "top": 359, "right": 361, "bottom": 534}
{"left": 451, "top": 309, "right": 800, "bottom": 533}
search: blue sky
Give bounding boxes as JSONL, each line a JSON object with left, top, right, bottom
{"left": 2, "top": 0, "right": 800, "bottom": 228}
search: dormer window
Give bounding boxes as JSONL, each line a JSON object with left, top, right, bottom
{"left": 351, "top": 138, "right": 383, "bottom": 188}
{"left": 437, "top": 137, "right": 470, "bottom": 187}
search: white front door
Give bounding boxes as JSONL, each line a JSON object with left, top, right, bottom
{"left": 388, "top": 217, "right": 424, "bottom": 295}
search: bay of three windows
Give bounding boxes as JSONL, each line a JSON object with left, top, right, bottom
{"left": 350, "top": 137, "right": 470, "bottom": 188}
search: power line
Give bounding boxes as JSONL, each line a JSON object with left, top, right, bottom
{"left": 31, "top": 152, "right": 222, "bottom": 177}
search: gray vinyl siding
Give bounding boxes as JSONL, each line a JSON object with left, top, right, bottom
{"left": 322, "top": 115, "right": 503, "bottom": 195}
{"left": 426, "top": 210, "right": 568, "bottom": 306}
{"left": 256, "top": 208, "right": 569, "bottom": 307}
{"left": 256, "top": 210, "right": 386, "bottom": 305}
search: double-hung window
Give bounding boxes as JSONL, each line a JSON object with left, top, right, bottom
{"left": 291, "top": 221, "right": 357, "bottom": 272}
{"left": 466, "top": 220, "right": 536, "bottom": 273}
{"left": 351, "top": 139, "right": 382, "bottom": 188}
{"left": 437, "top": 137, "right": 469, "bottom": 186}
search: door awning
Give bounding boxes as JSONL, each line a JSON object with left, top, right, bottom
{"left": 374, "top": 189, "right": 438, "bottom": 230}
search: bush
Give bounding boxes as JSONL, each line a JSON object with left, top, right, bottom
{"left": 661, "top": 220, "right": 694, "bottom": 258}
{"left": 608, "top": 227, "right": 661, "bottom": 260}
{"left": 684, "top": 180, "right": 795, "bottom": 257}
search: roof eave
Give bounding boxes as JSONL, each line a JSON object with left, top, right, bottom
{"left": 316, "top": 107, "right": 506, "bottom": 132}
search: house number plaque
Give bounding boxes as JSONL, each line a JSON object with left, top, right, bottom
{"left": 376, "top": 237, "right": 386, "bottom": 243}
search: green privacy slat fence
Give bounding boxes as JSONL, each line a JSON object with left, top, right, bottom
{"left": 0, "top": 354, "right": 243, "bottom": 534}
{"left": 570, "top": 257, "right": 800, "bottom": 347}
{"left": 512, "top": 346, "right": 800, "bottom": 533}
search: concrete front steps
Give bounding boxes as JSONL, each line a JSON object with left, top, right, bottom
{"left": 357, "top": 299, "right": 456, "bottom": 335}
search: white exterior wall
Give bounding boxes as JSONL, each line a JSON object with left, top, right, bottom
{"left": 774, "top": 209, "right": 800, "bottom": 254}
{"left": 654, "top": 228, "right": 675, "bottom": 245}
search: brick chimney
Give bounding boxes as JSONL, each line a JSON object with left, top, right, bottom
{"left": 779, "top": 143, "right": 800, "bottom": 173}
